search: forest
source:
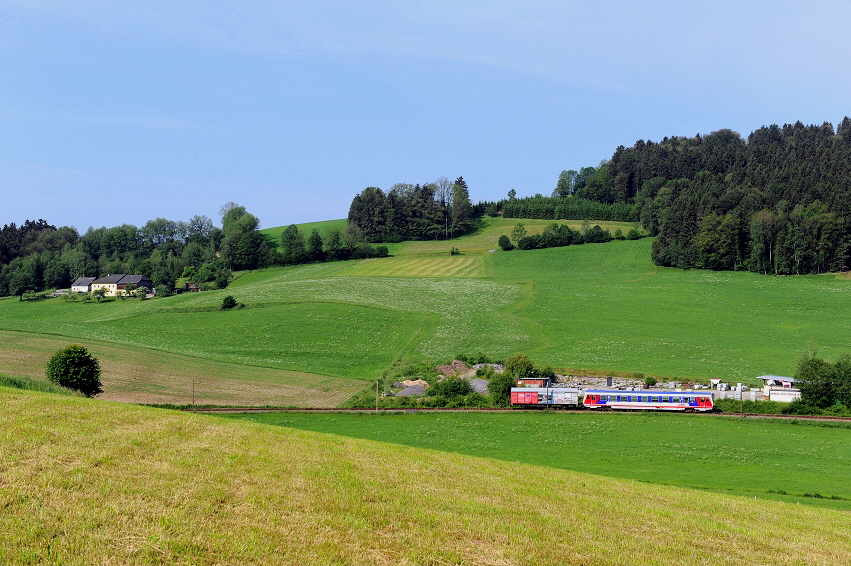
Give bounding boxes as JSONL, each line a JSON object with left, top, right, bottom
{"left": 0, "top": 203, "right": 385, "bottom": 298}
{"left": 554, "top": 118, "right": 851, "bottom": 274}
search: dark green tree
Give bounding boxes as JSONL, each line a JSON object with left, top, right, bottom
{"left": 505, "top": 352, "right": 534, "bottom": 379}
{"left": 46, "top": 344, "right": 103, "bottom": 397}
{"left": 796, "top": 351, "right": 836, "bottom": 409}
{"left": 488, "top": 372, "right": 515, "bottom": 406}
{"left": 306, "top": 229, "right": 325, "bottom": 262}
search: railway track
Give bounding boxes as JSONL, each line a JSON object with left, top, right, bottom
{"left": 182, "top": 406, "right": 851, "bottom": 422}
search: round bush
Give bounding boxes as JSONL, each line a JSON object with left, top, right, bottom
{"left": 46, "top": 344, "right": 103, "bottom": 397}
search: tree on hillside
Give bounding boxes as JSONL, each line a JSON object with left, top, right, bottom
{"left": 504, "top": 352, "right": 534, "bottom": 380}
{"left": 510, "top": 223, "right": 527, "bottom": 246}
{"left": 553, "top": 170, "right": 577, "bottom": 198}
{"left": 450, "top": 177, "right": 473, "bottom": 236}
{"left": 306, "top": 229, "right": 325, "bottom": 262}
{"left": 488, "top": 372, "right": 515, "bottom": 406}
{"left": 46, "top": 344, "right": 103, "bottom": 397}
{"left": 281, "top": 225, "right": 307, "bottom": 265}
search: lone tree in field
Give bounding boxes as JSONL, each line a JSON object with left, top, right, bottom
{"left": 46, "top": 344, "right": 103, "bottom": 397}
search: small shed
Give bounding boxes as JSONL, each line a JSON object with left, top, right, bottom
{"left": 71, "top": 277, "right": 96, "bottom": 293}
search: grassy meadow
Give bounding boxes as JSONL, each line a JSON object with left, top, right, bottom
{"left": 4, "top": 388, "right": 851, "bottom": 565}
{"left": 229, "top": 411, "right": 851, "bottom": 511}
{"left": 2, "top": 215, "right": 851, "bottom": 404}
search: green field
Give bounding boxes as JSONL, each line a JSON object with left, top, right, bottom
{"left": 2, "top": 215, "right": 851, "bottom": 404}
{"left": 4, "top": 388, "right": 851, "bottom": 565}
{"left": 228, "top": 411, "right": 851, "bottom": 511}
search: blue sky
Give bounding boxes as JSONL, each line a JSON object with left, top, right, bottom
{"left": 2, "top": 1, "right": 850, "bottom": 231}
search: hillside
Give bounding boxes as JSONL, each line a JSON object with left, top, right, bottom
{"left": 3, "top": 387, "right": 851, "bottom": 564}
{"left": 3, "top": 216, "right": 851, "bottom": 405}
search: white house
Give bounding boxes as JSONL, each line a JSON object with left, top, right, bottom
{"left": 70, "top": 277, "right": 96, "bottom": 293}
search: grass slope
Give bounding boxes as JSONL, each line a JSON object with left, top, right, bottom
{"left": 0, "top": 330, "right": 364, "bottom": 406}
{"left": 230, "top": 411, "right": 851, "bottom": 511}
{"left": 3, "top": 389, "right": 851, "bottom": 565}
{"left": 3, "top": 215, "right": 851, "bottom": 403}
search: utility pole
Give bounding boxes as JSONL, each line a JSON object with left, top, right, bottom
{"left": 376, "top": 380, "right": 379, "bottom": 412}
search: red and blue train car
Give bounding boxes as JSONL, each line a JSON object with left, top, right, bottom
{"left": 582, "top": 389, "right": 715, "bottom": 412}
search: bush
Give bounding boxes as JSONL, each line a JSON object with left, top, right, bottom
{"left": 488, "top": 372, "right": 515, "bottom": 406}
{"left": 537, "top": 365, "right": 556, "bottom": 380}
{"left": 626, "top": 228, "right": 642, "bottom": 240}
{"left": 374, "top": 245, "right": 389, "bottom": 258}
{"left": 221, "top": 295, "right": 237, "bottom": 310}
{"left": 498, "top": 235, "right": 514, "bottom": 251}
{"left": 517, "top": 234, "right": 543, "bottom": 250}
{"left": 644, "top": 376, "right": 657, "bottom": 388}
{"left": 430, "top": 376, "right": 472, "bottom": 398}
{"left": 45, "top": 344, "right": 103, "bottom": 397}
{"left": 505, "top": 352, "right": 534, "bottom": 379}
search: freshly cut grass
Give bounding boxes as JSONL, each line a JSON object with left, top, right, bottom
{"left": 3, "top": 389, "right": 851, "bottom": 565}
{"left": 234, "top": 411, "right": 851, "bottom": 510}
{"left": 0, "top": 330, "right": 365, "bottom": 407}
{"left": 0, "top": 299, "right": 429, "bottom": 380}
{"left": 339, "top": 256, "right": 484, "bottom": 277}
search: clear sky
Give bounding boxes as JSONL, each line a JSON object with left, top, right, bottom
{"left": 2, "top": 1, "right": 850, "bottom": 231}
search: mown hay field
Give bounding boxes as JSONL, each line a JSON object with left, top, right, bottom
{"left": 231, "top": 410, "right": 851, "bottom": 511}
{"left": 0, "top": 330, "right": 364, "bottom": 406}
{"left": 339, "top": 256, "right": 484, "bottom": 277}
{"left": 4, "top": 388, "right": 851, "bottom": 565}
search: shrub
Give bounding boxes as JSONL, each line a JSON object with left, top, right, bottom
{"left": 626, "top": 228, "right": 642, "bottom": 240}
{"left": 45, "top": 344, "right": 103, "bottom": 397}
{"left": 537, "top": 365, "right": 556, "bottom": 380}
{"left": 644, "top": 376, "right": 657, "bottom": 388}
{"left": 430, "top": 377, "right": 473, "bottom": 398}
{"left": 488, "top": 372, "right": 515, "bottom": 406}
{"left": 374, "top": 245, "right": 389, "bottom": 258}
{"left": 221, "top": 295, "right": 237, "bottom": 310}
{"left": 498, "top": 235, "right": 514, "bottom": 251}
{"left": 517, "top": 234, "right": 543, "bottom": 250}
{"left": 505, "top": 352, "right": 534, "bottom": 379}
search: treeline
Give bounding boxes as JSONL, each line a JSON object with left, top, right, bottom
{"left": 348, "top": 177, "right": 473, "bottom": 242}
{"left": 553, "top": 118, "right": 851, "bottom": 274}
{"left": 499, "top": 222, "right": 641, "bottom": 252}
{"left": 0, "top": 205, "right": 249, "bottom": 298}
{"left": 502, "top": 196, "right": 637, "bottom": 222}
{"left": 0, "top": 201, "right": 400, "bottom": 298}
{"left": 278, "top": 224, "right": 388, "bottom": 266}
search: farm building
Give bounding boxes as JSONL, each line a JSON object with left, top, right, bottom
{"left": 91, "top": 274, "right": 154, "bottom": 297}
{"left": 758, "top": 375, "right": 801, "bottom": 403}
{"left": 70, "top": 277, "right": 96, "bottom": 293}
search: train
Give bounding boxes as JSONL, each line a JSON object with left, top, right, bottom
{"left": 510, "top": 387, "right": 715, "bottom": 412}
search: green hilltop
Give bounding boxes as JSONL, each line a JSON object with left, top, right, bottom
{"left": 2, "top": 215, "right": 851, "bottom": 406}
